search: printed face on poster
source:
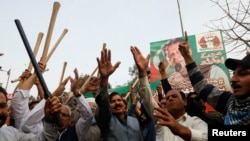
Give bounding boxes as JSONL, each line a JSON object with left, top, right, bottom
{"left": 150, "top": 31, "right": 232, "bottom": 93}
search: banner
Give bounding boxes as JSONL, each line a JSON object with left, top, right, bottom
{"left": 150, "top": 31, "right": 232, "bottom": 93}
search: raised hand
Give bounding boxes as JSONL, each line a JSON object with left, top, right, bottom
{"left": 70, "top": 68, "right": 81, "bottom": 97}
{"left": 130, "top": 46, "right": 150, "bottom": 78}
{"left": 37, "top": 61, "right": 46, "bottom": 73}
{"left": 97, "top": 48, "right": 121, "bottom": 87}
{"left": 52, "top": 76, "right": 70, "bottom": 97}
{"left": 178, "top": 31, "right": 194, "bottom": 65}
{"left": 20, "top": 69, "right": 32, "bottom": 80}
{"left": 44, "top": 96, "right": 62, "bottom": 122}
{"left": 80, "top": 76, "right": 100, "bottom": 94}
{"left": 158, "top": 60, "right": 169, "bottom": 79}
{"left": 153, "top": 103, "right": 179, "bottom": 134}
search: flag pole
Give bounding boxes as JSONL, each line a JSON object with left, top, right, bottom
{"left": 177, "top": 0, "right": 184, "bottom": 37}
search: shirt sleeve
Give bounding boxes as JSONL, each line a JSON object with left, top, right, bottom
{"left": 138, "top": 76, "right": 155, "bottom": 118}
{"left": 21, "top": 99, "right": 45, "bottom": 134}
{"left": 2, "top": 123, "right": 57, "bottom": 141}
{"left": 188, "top": 116, "right": 208, "bottom": 141}
{"left": 95, "top": 86, "right": 112, "bottom": 133}
{"left": 11, "top": 89, "right": 30, "bottom": 129}
{"left": 75, "top": 95, "right": 93, "bottom": 141}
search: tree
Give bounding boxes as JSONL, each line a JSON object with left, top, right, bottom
{"left": 207, "top": 0, "right": 250, "bottom": 54}
{"left": 128, "top": 64, "right": 138, "bottom": 78}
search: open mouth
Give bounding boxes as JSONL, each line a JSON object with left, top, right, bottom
{"left": 115, "top": 107, "right": 122, "bottom": 110}
{"left": 231, "top": 84, "right": 241, "bottom": 92}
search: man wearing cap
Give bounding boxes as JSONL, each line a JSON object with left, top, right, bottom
{"left": 178, "top": 32, "right": 250, "bottom": 125}
{"left": 84, "top": 97, "right": 102, "bottom": 141}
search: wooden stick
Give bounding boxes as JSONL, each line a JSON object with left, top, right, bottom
{"left": 27, "top": 32, "right": 43, "bottom": 71}
{"left": 11, "top": 68, "right": 49, "bottom": 83}
{"left": 11, "top": 32, "right": 43, "bottom": 83}
{"left": 59, "top": 62, "right": 67, "bottom": 84}
{"left": 125, "top": 78, "right": 139, "bottom": 100}
{"left": 80, "top": 67, "right": 98, "bottom": 91}
{"left": 46, "top": 28, "right": 68, "bottom": 63}
{"left": 80, "top": 43, "right": 106, "bottom": 91}
{"left": 40, "top": 1, "right": 61, "bottom": 63}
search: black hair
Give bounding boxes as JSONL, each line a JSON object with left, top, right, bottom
{"left": 186, "top": 91, "right": 205, "bottom": 114}
{"left": 165, "top": 90, "right": 186, "bottom": 100}
{"left": 179, "top": 91, "right": 186, "bottom": 100}
{"left": 186, "top": 91, "right": 198, "bottom": 100}
{"left": 109, "top": 91, "right": 127, "bottom": 106}
{"left": 161, "top": 38, "right": 185, "bottom": 57}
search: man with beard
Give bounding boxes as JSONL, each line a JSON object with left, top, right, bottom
{"left": 95, "top": 47, "right": 143, "bottom": 141}
{"left": 0, "top": 85, "right": 61, "bottom": 141}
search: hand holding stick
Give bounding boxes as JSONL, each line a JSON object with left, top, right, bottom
{"left": 80, "top": 43, "right": 106, "bottom": 92}
{"left": 80, "top": 67, "right": 98, "bottom": 93}
{"left": 11, "top": 68, "right": 49, "bottom": 83}
{"left": 125, "top": 78, "right": 139, "bottom": 100}
{"left": 15, "top": 19, "right": 63, "bottom": 127}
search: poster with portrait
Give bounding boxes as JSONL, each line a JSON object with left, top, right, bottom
{"left": 150, "top": 30, "right": 232, "bottom": 93}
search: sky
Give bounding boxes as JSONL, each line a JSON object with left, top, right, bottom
{"left": 0, "top": 0, "right": 242, "bottom": 96}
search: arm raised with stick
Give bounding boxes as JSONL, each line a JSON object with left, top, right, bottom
{"left": 124, "top": 78, "right": 139, "bottom": 100}
{"left": 79, "top": 43, "right": 106, "bottom": 93}
{"left": 15, "top": 19, "right": 63, "bottom": 127}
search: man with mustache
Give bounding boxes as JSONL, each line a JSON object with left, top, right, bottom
{"left": 95, "top": 47, "right": 143, "bottom": 141}
{"left": 178, "top": 31, "right": 250, "bottom": 125}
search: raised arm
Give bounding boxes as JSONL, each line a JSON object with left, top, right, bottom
{"left": 130, "top": 46, "right": 155, "bottom": 116}
{"left": 179, "top": 31, "right": 231, "bottom": 114}
{"left": 70, "top": 68, "right": 93, "bottom": 141}
{"left": 95, "top": 48, "right": 121, "bottom": 133}
{"left": 158, "top": 60, "right": 172, "bottom": 95}
{"left": 11, "top": 61, "right": 46, "bottom": 132}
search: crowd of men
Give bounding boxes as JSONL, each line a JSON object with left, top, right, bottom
{"left": 0, "top": 32, "right": 250, "bottom": 141}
